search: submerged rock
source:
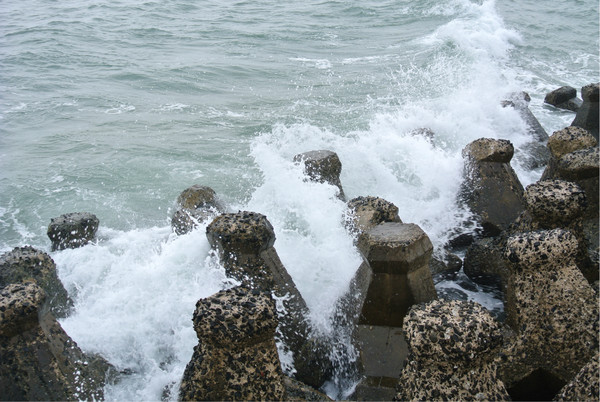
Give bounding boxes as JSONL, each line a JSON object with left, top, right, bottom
{"left": 0, "top": 283, "right": 111, "bottom": 400}
{"left": 460, "top": 138, "right": 526, "bottom": 237}
{"left": 395, "top": 300, "right": 509, "bottom": 401}
{"left": 294, "top": 150, "right": 346, "bottom": 201}
{"left": 0, "top": 246, "right": 73, "bottom": 318}
{"left": 171, "top": 185, "right": 222, "bottom": 235}
{"left": 47, "top": 212, "right": 99, "bottom": 251}
{"left": 544, "top": 85, "right": 582, "bottom": 112}
{"left": 179, "top": 286, "right": 285, "bottom": 401}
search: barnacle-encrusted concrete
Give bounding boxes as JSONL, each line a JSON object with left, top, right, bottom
{"left": 554, "top": 353, "right": 599, "bottom": 401}
{"left": 171, "top": 184, "right": 223, "bottom": 235}
{"left": 0, "top": 283, "right": 110, "bottom": 400}
{"left": 179, "top": 287, "right": 285, "bottom": 401}
{"left": 0, "top": 246, "right": 73, "bottom": 318}
{"left": 395, "top": 300, "right": 510, "bottom": 401}
{"left": 346, "top": 196, "right": 402, "bottom": 234}
{"left": 206, "top": 211, "right": 323, "bottom": 387}
{"left": 460, "top": 138, "right": 525, "bottom": 236}
{"left": 293, "top": 150, "right": 346, "bottom": 200}
{"left": 47, "top": 212, "right": 99, "bottom": 251}
{"left": 500, "top": 229, "right": 599, "bottom": 391}
{"left": 512, "top": 179, "right": 596, "bottom": 282}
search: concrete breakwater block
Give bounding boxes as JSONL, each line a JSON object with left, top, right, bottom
{"left": 571, "top": 82, "right": 599, "bottom": 140}
{"left": 500, "top": 229, "right": 599, "bottom": 399}
{"left": 346, "top": 196, "right": 402, "bottom": 235}
{"left": 179, "top": 286, "right": 285, "bottom": 401}
{"left": 460, "top": 138, "right": 526, "bottom": 237}
{"left": 171, "top": 184, "right": 223, "bottom": 235}
{"left": 47, "top": 212, "right": 99, "bottom": 251}
{"left": 356, "top": 222, "right": 437, "bottom": 327}
{"left": 0, "top": 246, "right": 73, "bottom": 318}
{"left": 206, "top": 211, "right": 330, "bottom": 388}
{"left": 294, "top": 150, "right": 346, "bottom": 201}
{"left": 0, "top": 283, "right": 111, "bottom": 400}
{"left": 395, "top": 300, "right": 510, "bottom": 401}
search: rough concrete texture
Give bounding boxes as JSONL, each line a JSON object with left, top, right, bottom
{"left": 395, "top": 300, "right": 509, "bottom": 401}
{"left": 179, "top": 286, "right": 285, "bottom": 401}
{"left": 501, "top": 229, "right": 599, "bottom": 387}
{"left": 571, "top": 83, "right": 599, "bottom": 140}
{"left": 347, "top": 196, "right": 402, "bottom": 234}
{"left": 461, "top": 138, "right": 525, "bottom": 236}
{"left": 47, "top": 212, "right": 99, "bottom": 251}
{"left": 0, "top": 246, "right": 73, "bottom": 318}
{"left": 171, "top": 185, "right": 223, "bottom": 234}
{"left": 556, "top": 146, "right": 599, "bottom": 181}
{"left": 357, "top": 222, "right": 436, "bottom": 327}
{"left": 554, "top": 353, "right": 599, "bottom": 402}
{"left": 463, "top": 236, "right": 508, "bottom": 290}
{"left": 293, "top": 150, "right": 346, "bottom": 200}
{"left": 462, "top": 138, "right": 515, "bottom": 163}
{"left": 0, "top": 283, "right": 110, "bottom": 401}
{"left": 544, "top": 86, "right": 582, "bottom": 112}
{"left": 547, "top": 126, "right": 597, "bottom": 160}
{"left": 524, "top": 180, "right": 587, "bottom": 225}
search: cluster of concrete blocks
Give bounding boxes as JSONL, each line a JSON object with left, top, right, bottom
{"left": 1, "top": 84, "right": 598, "bottom": 401}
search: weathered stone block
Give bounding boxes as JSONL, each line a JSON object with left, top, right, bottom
{"left": 0, "top": 283, "right": 110, "bottom": 400}
{"left": 357, "top": 222, "right": 436, "bottom": 327}
{"left": 524, "top": 180, "right": 587, "bottom": 225}
{"left": 0, "top": 246, "right": 73, "bottom": 318}
{"left": 461, "top": 138, "right": 526, "bottom": 236}
{"left": 572, "top": 83, "right": 599, "bottom": 140}
{"left": 463, "top": 236, "right": 508, "bottom": 289}
{"left": 47, "top": 212, "right": 99, "bottom": 251}
{"left": 179, "top": 287, "right": 285, "bottom": 401}
{"left": 554, "top": 353, "right": 599, "bottom": 402}
{"left": 171, "top": 185, "right": 222, "bottom": 235}
{"left": 544, "top": 86, "right": 581, "bottom": 112}
{"left": 346, "top": 196, "right": 401, "bottom": 234}
{"left": 500, "top": 229, "right": 599, "bottom": 390}
{"left": 396, "top": 300, "right": 509, "bottom": 401}
{"left": 294, "top": 150, "right": 346, "bottom": 200}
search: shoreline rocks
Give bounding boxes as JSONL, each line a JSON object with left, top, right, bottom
{"left": 294, "top": 150, "right": 346, "bottom": 201}
{"left": 171, "top": 184, "right": 223, "bottom": 235}
{"left": 47, "top": 212, "right": 99, "bottom": 251}
{"left": 544, "top": 86, "right": 582, "bottom": 112}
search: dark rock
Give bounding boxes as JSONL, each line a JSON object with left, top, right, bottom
{"left": 283, "top": 376, "right": 332, "bottom": 401}
{"left": 171, "top": 185, "right": 222, "bottom": 235}
{"left": 396, "top": 300, "right": 510, "bottom": 401}
{"left": 554, "top": 352, "right": 600, "bottom": 401}
{"left": 429, "top": 253, "right": 462, "bottom": 276}
{"left": 460, "top": 138, "right": 526, "bottom": 237}
{"left": 0, "top": 246, "right": 73, "bottom": 318}
{"left": 0, "top": 283, "right": 111, "bottom": 400}
{"left": 294, "top": 150, "right": 346, "bottom": 201}
{"left": 544, "top": 86, "right": 582, "bottom": 112}
{"left": 346, "top": 196, "right": 401, "bottom": 235}
{"left": 47, "top": 212, "right": 99, "bottom": 251}
{"left": 500, "top": 229, "right": 599, "bottom": 388}
{"left": 464, "top": 236, "right": 509, "bottom": 290}
{"left": 572, "top": 83, "right": 600, "bottom": 140}
{"left": 179, "top": 287, "right": 285, "bottom": 401}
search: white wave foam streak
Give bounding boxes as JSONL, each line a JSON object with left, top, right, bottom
{"left": 246, "top": 139, "right": 362, "bottom": 333}
{"left": 55, "top": 225, "right": 229, "bottom": 401}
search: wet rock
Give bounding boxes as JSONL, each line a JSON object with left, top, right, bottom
{"left": 283, "top": 376, "right": 332, "bottom": 401}
{"left": 544, "top": 86, "right": 582, "bottom": 112}
{"left": 429, "top": 253, "right": 462, "bottom": 276}
{"left": 206, "top": 211, "right": 320, "bottom": 387}
{"left": 0, "top": 283, "right": 111, "bottom": 400}
{"left": 463, "top": 236, "right": 509, "bottom": 290}
{"left": 179, "top": 286, "right": 285, "bottom": 401}
{"left": 500, "top": 229, "right": 599, "bottom": 392}
{"left": 356, "top": 222, "right": 437, "bottom": 327}
{"left": 502, "top": 92, "right": 550, "bottom": 170}
{"left": 47, "top": 212, "right": 99, "bottom": 251}
{"left": 294, "top": 150, "right": 346, "bottom": 200}
{"left": 395, "top": 300, "right": 510, "bottom": 401}
{"left": 346, "top": 196, "right": 401, "bottom": 234}
{"left": 0, "top": 246, "right": 73, "bottom": 318}
{"left": 171, "top": 185, "right": 222, "bottom": 235}
{"left": 460, "top": 138, "right": 526, "bottom": 236}
{"left": 554, "top": 352, "right": 599, "bottom": 401}
{"left": 572, "top": 83, "right": 599, "bottom": 140}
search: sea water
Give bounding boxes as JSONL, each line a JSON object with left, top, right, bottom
{"left": 0, "top": 0, "right": 598, "bottom": 399}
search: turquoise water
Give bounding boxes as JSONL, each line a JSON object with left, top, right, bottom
{"left": 1, "top": 0, "right": 598, "bottom": 399}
